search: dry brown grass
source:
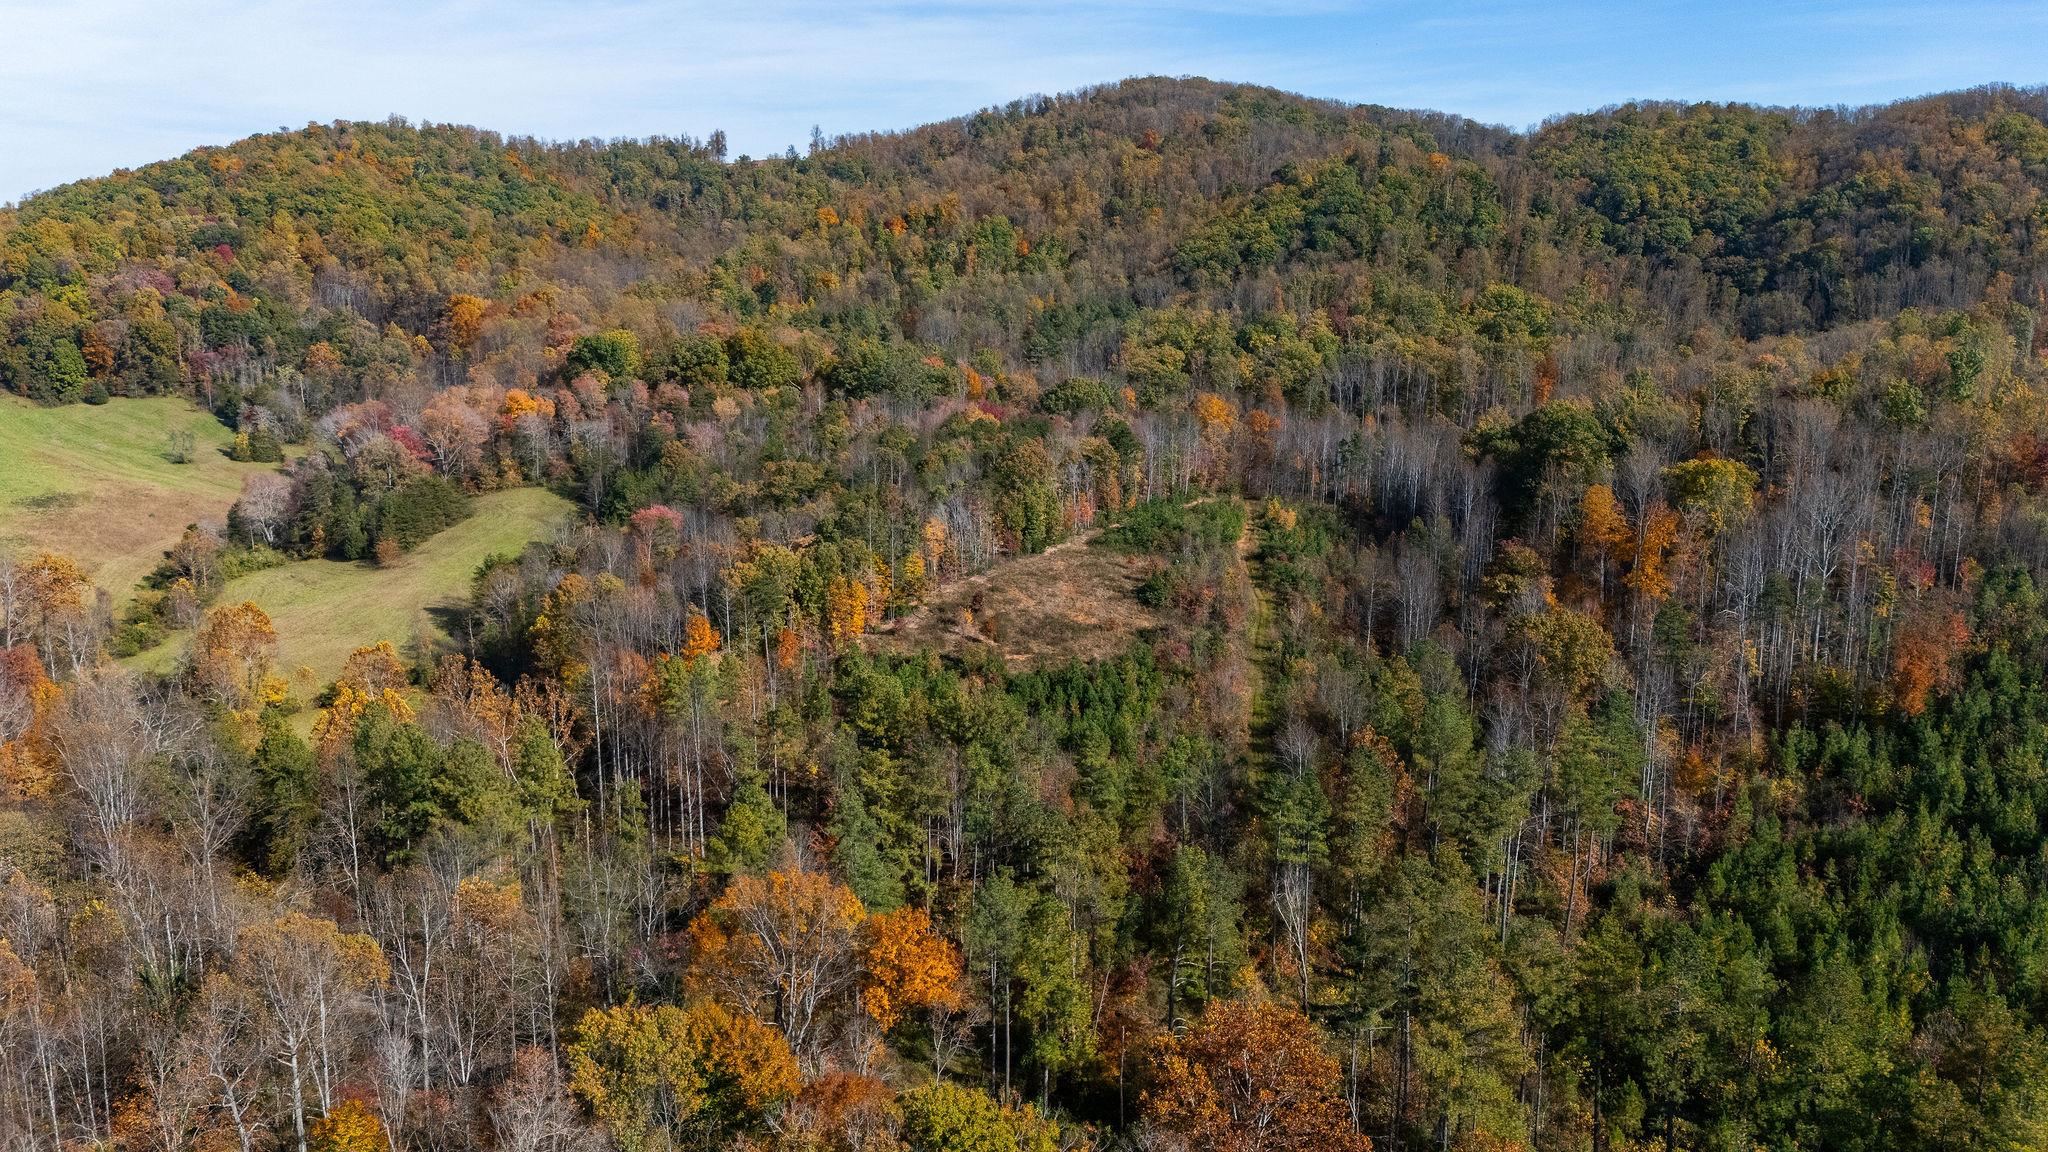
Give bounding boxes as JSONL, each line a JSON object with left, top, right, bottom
{"left": 871, "top": 531, "right": 1162, "bottom": 669}
{"left": 0, "top": 396, "right": 283, "bottom": 600}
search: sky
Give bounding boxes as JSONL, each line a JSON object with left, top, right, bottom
{"left": 4, "top": 0, "right": 2046, "bottom": 204}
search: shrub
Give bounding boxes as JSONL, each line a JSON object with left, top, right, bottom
{"left": 371, "top": 476, "right": 471, "bottom": 552}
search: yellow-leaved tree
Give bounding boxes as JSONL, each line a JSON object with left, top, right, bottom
{"left": 566, "top": 1000, "right": 798, "bottom": 1152}
{"left": 309, "top": 1099, "right": 386, "bottom": 1152}
{"left": 312, "top": 642, "right": 415, "bottom": 754}
{"left": 188, "top": 601, "right": 279, "bottom": 710}
{"left": 826, "top": 576, "right": 868, "bottom": 649}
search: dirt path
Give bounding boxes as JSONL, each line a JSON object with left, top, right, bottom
{"left": 871, "top": 496, "right": 1252, "bottom": 671}
{"left": 870, "top": 523, "right": 1162, "bottom": 668}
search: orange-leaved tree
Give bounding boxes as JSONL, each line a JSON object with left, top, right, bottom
{"left": 1621, "top": 503, "right": 1683, "bottom": 603}
{"left": 774, "top": 625, "right": 803, "bottom": 672}
{"left": 686, "top": 869, "right": 867, "bottom": 1070}
{"left": 780, "top": 1072, "right": 899, "bottom": 1152}
{"left": 442, "top": 293, "right": 489, "bottom": 353}
{"left": 1143, "top": 999, "right": 1368, "bottom": 1152}
{"left": 1891, "top": 605, "right": 1970, "bottom": 716}
{"left": 0, "top": 644, "right": 57, "bottom": 799}
{"left": 1576, "top": 483, "right": 1632, "bottom": 594}
{"left": 681, "top": 608, "right": 721, "bottom": 660}
{"left": 860, "top": 905, "right": 964, "bottom": 1033}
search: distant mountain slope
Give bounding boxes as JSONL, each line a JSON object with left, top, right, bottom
{"left": 3, "top": 78, "right": 2044, "bottom": 417}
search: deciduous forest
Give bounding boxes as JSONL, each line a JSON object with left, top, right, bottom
{"left": 6, "top": 76, "right": 2048, "bottom": 1150}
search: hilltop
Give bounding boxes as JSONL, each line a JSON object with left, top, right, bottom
{"left": 5, "top": 77, "right": 2046, "bottom": 421}
{"left": 7, "top": 77, "right": 2048, "bottom": 1152}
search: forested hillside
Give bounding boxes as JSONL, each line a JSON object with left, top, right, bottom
{"left": 6, "top": 76, "right": 2048, "bottom": 1151}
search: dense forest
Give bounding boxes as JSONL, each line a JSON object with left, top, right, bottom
{"left": 6, "top": 75, "right": 2048, "bottom": 1150}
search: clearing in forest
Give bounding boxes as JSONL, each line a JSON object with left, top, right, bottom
{"left": 873, "top": 524, "right": 1167, "bottom": 669}
{"left": 0, "top": 395, "right": 281, "bottom": 599}
{"left": 132, "top": 487, "right": 575, "bottom": 686}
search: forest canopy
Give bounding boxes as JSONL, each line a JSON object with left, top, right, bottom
{"left": 4, "top": 76, "right": 2048, "bottom": 1152}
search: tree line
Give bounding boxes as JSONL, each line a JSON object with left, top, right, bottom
{"left": 4, "top": 76, "right": 2048, "bottom": 1150}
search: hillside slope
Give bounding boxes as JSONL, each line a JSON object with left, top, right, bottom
{"left": 127, "top": 486, "right": 573, "bottom": 683}
{"left": 5, "top": 78, "right": 2045, "bottom": 418}
{"left": 0, "top": 395, "right": 278, "bottom": 597}
{"left": 9, "top": 79, "right": 2048, "bottom": 1152}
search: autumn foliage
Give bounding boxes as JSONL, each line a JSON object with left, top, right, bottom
{"left": 681, "top": 609, "right": 721, "bottom": 660}
{"left": 443, "top": 293, "right": 490, "bottom": 352}
{"left": 566, "top": 999, "right": 800, "bottom": 1151}
{"left": 826, "top": 576, "right": 869, "bottom": 649}
{"left": 309, "top": 1099, "right": 387, "bottom": 1152}
{"left": 686, "top": 869, "right": 868, "bottom": 1066}
{"left": 1143, "top": 1000, "right": 1368, "bottom": 1152}
{"left": 10, "top": 76, "right": 2048, "bottom": 1152}
{"left": 860, "top": 906, "right": 964, "bottom": 1032}
{"left": 0, "top": 645, "right": 57, "bottom": 798}
{"left": 1890, "top": 606, "right": 1970, "bottom": 715}
{"left": 187, "top": 600, "right": 279, "bottom": 708}
{"left": 313, "top": 641, "right": 415, "bottom": 751}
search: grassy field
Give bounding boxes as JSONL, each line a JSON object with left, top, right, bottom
{"left": 0, "top": 395, "right": 282, "bottom": 598}
{"left": 133, "top": 487, "right": 575, "bottom": 687}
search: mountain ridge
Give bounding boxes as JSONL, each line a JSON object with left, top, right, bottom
{"left": 7, "top": 72, "right": 2047, "bottom": 417}
{"left": 10, "top": 71, "right": 2048, "bottom": 1152}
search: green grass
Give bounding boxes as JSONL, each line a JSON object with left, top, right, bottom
{"left": 133, "top": 487, "right": 574, "bottom": 687}
{"left": 2, "top": 396, "right": 574, "bottom": 689}
{"left": 1095, "top": 495, "right": 1247, "bottom": 554}
{"left": 0, "top": 395, "right": 281, "bottom": 597}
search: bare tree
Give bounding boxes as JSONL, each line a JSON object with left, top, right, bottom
{"left": 490, "top": 1047, "right": 595, "bottom": 1152}
{"left": 233, "top": 473, "right": 293, "bottom": 547}
{"left": 191, "top": 974, "right": 271, "bottom": 1152}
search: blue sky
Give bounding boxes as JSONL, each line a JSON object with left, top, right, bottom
{"left": 4, "top": 0, "right": 2046, "bottom": 204}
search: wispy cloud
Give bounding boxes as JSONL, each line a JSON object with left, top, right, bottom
{"left": 3, "top": 0, "right": 2044, "bottom": 202}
